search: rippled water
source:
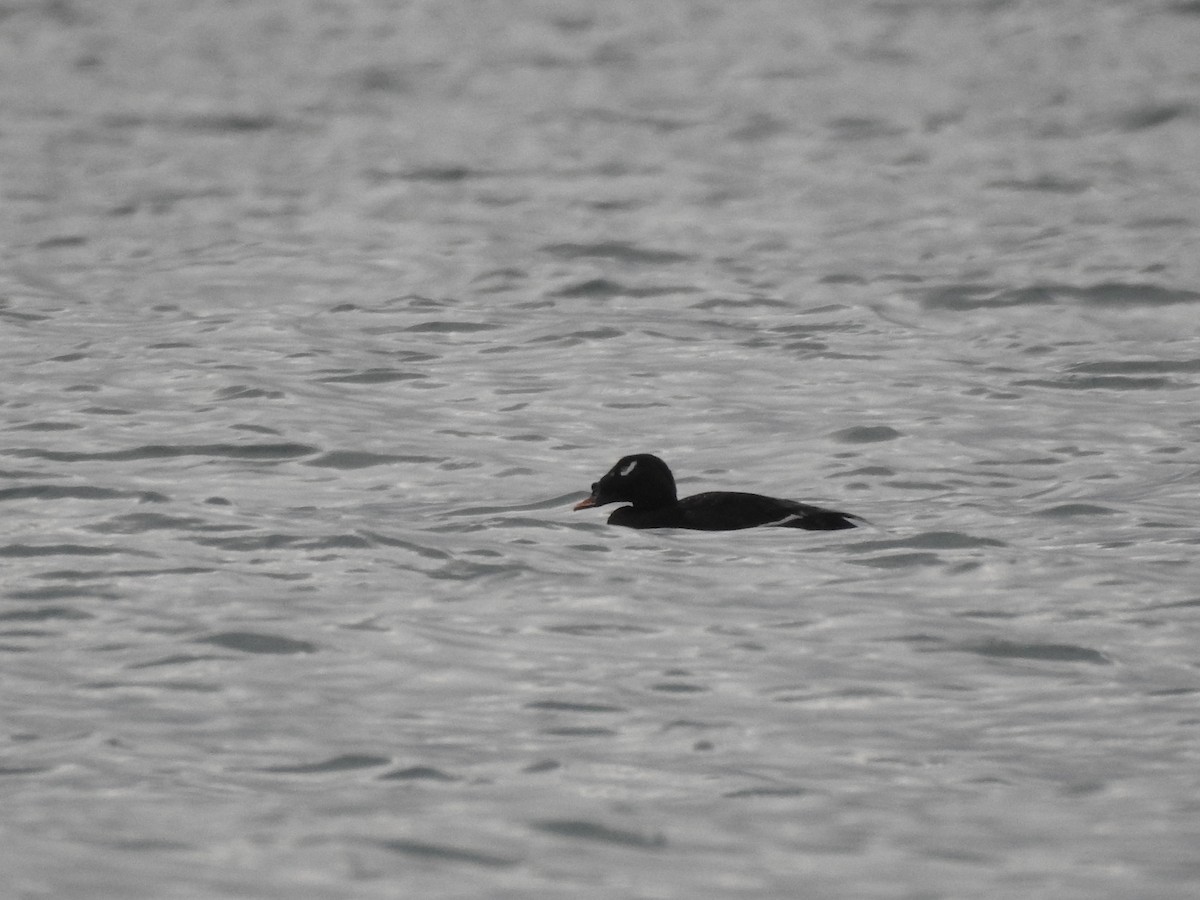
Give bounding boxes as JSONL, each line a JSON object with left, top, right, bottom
{"left": 4, "top": 2, "right": 1200, "bottom": 898}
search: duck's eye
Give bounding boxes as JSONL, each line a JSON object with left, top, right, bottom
{"left": 590, "top": 482, "right": 599, "bottom": 491}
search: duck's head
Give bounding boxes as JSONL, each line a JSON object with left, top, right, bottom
{"left": 573, "top": 453, "right": 678, "bottom": 511}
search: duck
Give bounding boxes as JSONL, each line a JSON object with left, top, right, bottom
{"left": 573, "top": 453, "right": 859, "bottom": 531}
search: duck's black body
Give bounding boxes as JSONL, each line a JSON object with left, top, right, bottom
{"left": 573, "top": 454, "right": 858, "bottom": 532}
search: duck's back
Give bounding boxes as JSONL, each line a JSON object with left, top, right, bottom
{"left": 608, "top": 491, "right": 858, "bottom": 531}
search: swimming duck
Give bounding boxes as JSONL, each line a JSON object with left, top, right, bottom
{"left": 573, "top": 453, "right": 859, "bottom": 531}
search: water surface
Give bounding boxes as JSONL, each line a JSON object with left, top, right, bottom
{"left": 3, "top": 2, "right": 1200, "bottom": 898}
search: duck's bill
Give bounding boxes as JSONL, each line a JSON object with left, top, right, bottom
{"left": 573, "top": 495, "right": 598, "bottom": 511}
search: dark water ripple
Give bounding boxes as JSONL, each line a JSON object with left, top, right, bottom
{"left": 262, "top": 753, "right": 391, "bottom": 774}
{"left": 5, "top": 443, "right": 320, "bottom": 463}
{"left": 375, "top": 839, "right": 519, "bottom": 869}
{"left": 196, "top": 632, "right": 319, "bottom": 655}
{"left": 920, "top": 281, "right": 1200, "bottom": 311}
{"left": 531, "top": 819, "right": 667, "bottom": 850}
{"left": 0, "top": 485, "right": 169, "bottom": 502}
{"left": 380, "top": 765, "right": 458, "bottom": 782}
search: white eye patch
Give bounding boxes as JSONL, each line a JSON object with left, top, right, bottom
{"left": 618, "top": 459, "right": 638, "bottom": 477}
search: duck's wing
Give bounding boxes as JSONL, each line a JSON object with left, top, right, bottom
{"left": 768, "top": 498, "right": 860, "bottom": 531}
{"left": 674, "top": 492, "right": 858, "bottom": 531}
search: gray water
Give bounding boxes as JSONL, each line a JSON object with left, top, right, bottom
{"left": 3, "top": 2, "right": 1200, "bottom": 897}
